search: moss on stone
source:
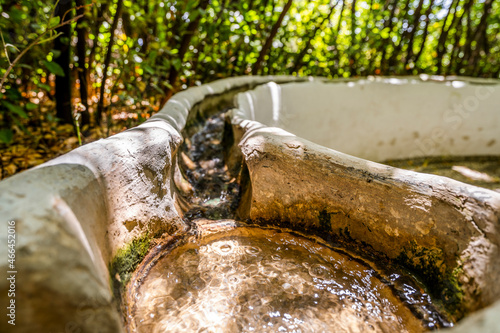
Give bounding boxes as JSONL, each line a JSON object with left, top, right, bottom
{"left": 109, "top": 233, "right": 152, "bottom": 299}
{"left": 396, "top": 240, "right": 465, "bottom": 319}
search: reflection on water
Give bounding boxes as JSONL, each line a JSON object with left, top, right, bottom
{"left": 131, "top": 225, "right": 449, "bottom": 333}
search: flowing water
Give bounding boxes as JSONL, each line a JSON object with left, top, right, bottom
{"left": 128, "top": 111, "right": 453, "bottom": 332}
{"left": 130, "top": 222, "right": 450, "bottom": 332}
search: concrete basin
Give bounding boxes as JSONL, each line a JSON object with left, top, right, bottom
{"left": 1, "top": 75, "right": 499, "bottom": 332}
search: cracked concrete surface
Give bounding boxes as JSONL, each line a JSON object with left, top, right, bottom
{"left": 230, "top": 77, "right": 500, "bottom": 330}
{"left": 1, "top": 75, "right": 499, "bottom": 332}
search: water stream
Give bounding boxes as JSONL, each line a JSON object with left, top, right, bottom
{"left": 128, "top": 111, "right": 454, "bottom": 332}
{"left": 131, "top": 221, "right": 450, "bottom": 332}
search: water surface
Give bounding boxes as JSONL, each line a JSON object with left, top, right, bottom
{"left": 131, "top": 224, "right": 449, "bottom": 332}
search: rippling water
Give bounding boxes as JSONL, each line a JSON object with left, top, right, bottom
{"left": 130, "top": 224, "right": 449, "bottom": 332}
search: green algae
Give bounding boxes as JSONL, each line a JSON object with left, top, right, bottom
{"left": 110, "top": 233, "right": 152, "bottom": 299}
{"left": 396, "top": 240, "right": 465, "bottom": 320}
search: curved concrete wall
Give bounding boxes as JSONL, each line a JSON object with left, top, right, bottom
{"left": 230, "top": 76, "right": 500, "bottom": 331}
{"left": 0, "top": 75, "right": 301, "bottom": 332}
{"left": 0, "top": 75, "right": 498, "bottom": 332}
{"left": 235, "top": 77, "right": 500, "bottom": 161}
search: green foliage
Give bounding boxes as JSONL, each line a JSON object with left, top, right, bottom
{"left": 0, "top": 0, "right": 83, "bottom": 144}
{"left": 42, "top": 60, "right": 65, "bottom": 76}
{"left": 0, "top": 128, "right": 13, "bottom": 144}
{"left": 3, "top": 101, "right": 27, "bottom": 119}
{"left": 48, "top": 16, "right": 61, "bottom": 28}
{"left": 0, "top": 0, "right": 499, "bottom": 146}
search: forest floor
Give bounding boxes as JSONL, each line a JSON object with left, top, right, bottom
{"left": 0, "top": 100, "right": 145, "bottom": 180}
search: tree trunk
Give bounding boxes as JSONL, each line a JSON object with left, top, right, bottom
{"left": 252, "top": 0, "right": 294, "bottom": 75}
{"left": 96, "top": 0, "right": 123, "bottom": 125}
{"left": 88, "top": 2, "right": 109, "bottom": 113}
{"left": 359, "top": 0, "right": 374, "bottom": 75}
{"left": 140, "top": 2, "right": 150, "bottom": 53}
{"left": 450, "top": 0, "right": 473, "bottom": 74}
{"left": 412, "top": 0, "right": 435, "bottom": 67}
{"left": 435, "top": 0, "right": 459, "bottom": 73}
{"left": 465, "top": 0, "right": 493, "bottom": 75}
{"left": 446, "top": 1, "right": 470, "bottom": 75}
{"left": 349, "top": 0, "right": 358, "bottom": 74}
{"left": 403, "top": 0, "right": 425, "bottom": 70}
{"left": 330, "top": 0, "right": 346, "bottom": 75}
{"left": 75, "top": 0, "right": 90, "bottom": 128}
{"left": 379, "top": 0, "right": 398, "bottom": 73}
{"left": 164, "top": 0, "right": 210, "bottom": 101}
{"left": 54, "top": 0, "right": 73, "bottom": 125}
{"left": 387, "top": 0, "right": 412, "bottom": 71}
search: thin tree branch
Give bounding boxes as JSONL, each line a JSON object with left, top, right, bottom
{"left": 379, "top": 0, "right": 398, "bottom": 73}
{"left": 386, "top": 0, "right": 413, "bottom": 71}
{"left": 292, "top": 0, "right": 338, "bottom": 73}
{"left": 465, "top": 0, "right": 493, "bottom": 75}
{"left": 0, "top": 12, "right": 86, "bottom": 91}
{"left": 1, "top": 31, "right": 12, "bottom": 65}
{"left": 435, "top": 0, "right": 459, "bottom": 73}
{"left": 412, "top": 0, "right": 435, "bottom": 66}
{"left": 96, "top": 0, "right": 124, "bottom": 125}
{"left": 330, "top": 0, "right": 346, "bottom": 75}
{"left": 252, "top": 0, "right": 294, "bottom": 75}
{"left": 402, "top": 0, "right": 425, "bottom": 69}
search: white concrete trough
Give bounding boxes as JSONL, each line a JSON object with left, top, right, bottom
{"left": 0, "top": 75, "right": 499, "bottom": 332}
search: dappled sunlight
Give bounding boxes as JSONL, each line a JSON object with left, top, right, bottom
{"left": 1, "top": 0, "right": 498, "bottom": 180}
{"left": 1, "top": 0, "right": 499, "bottom": 331}
{"left": 131, "top": 226, "right": 447, "bottom": 332}
{"left": 267, "top": 81, "right": 282, "bottom": 126}
{"left": 451, "top": 166, "right": 496, "bottom": 183}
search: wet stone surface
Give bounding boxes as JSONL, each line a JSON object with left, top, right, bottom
{"left": 385, "top": 156, "right": 500, "bottom": 191}
{"left": 131, "top": 224, "right": 451, "bottom": 333}
{"left": 180, "top": 112, "right": 241, "bottom": 220}
{"left": 130, "top": 111, "right": 458, "bottom": 332}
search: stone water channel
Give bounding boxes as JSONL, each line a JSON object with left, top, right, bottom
{"left": 127, "top": 112, "right": 453, "bottom": 332}
{"left": 1, "top": 76, "right": 500, "bottom": 333}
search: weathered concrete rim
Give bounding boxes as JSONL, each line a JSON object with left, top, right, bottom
{"left": 229, "top": 76, "right": 500, "bottom": 331}
{"left": 0, "top": 75, "right": 309, "bottom": 332}
{"left": 0, "top": 75, "right": 498, "bottom": 332}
